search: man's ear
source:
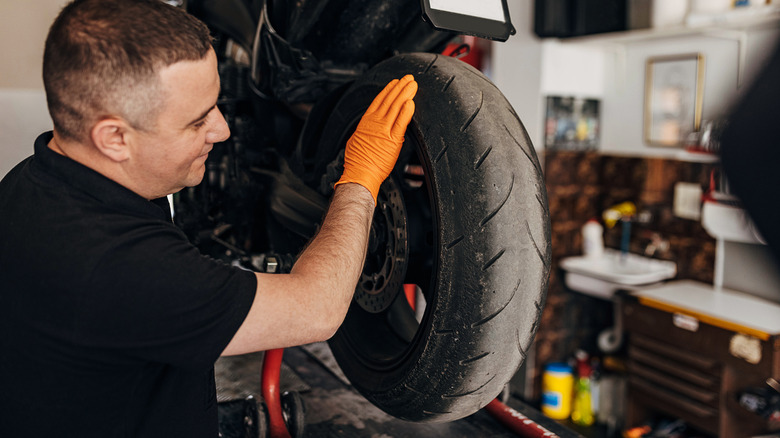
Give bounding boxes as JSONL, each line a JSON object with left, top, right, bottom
{"left": 90, "top": 118, "right": 131, "bottom": 162}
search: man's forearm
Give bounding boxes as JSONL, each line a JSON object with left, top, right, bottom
{"left": 290, "top": 183, "right": 374, "bottom": 329}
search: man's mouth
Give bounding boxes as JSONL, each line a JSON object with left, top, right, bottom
{"left": 198, "top": 147, "right": 213, "bottom": 159}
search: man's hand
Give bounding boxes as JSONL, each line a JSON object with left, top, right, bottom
{"left": 335, "top": 75, "right": 418, "bottom": 204}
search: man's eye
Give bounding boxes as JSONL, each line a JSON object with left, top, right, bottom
{"left": 193, "top": 120, "right": 206, "bottom": 129}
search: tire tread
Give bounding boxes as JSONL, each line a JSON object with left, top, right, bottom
{"left": 479, "top": 173, "right": 514, "bottom": 227}
{"left": 459, "top": 91, "right": 483, "bottom": 132}
{"left": 474, "top": 146, "right": 492, "bottom": 170}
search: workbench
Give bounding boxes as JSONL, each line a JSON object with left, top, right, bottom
{"left": 623, "top": 280, "right": 780, "bottom": 437}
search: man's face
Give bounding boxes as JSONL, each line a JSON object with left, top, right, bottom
{"left": 129, "top": 48, "right": 229, "bottom": 198}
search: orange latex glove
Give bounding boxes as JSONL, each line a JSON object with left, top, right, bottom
{"left": 335, "top": 74, "right": 418, "bottom": 204}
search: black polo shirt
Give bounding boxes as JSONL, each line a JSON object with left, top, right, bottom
{"left": 0, "top": 132, "right": 257, "bottom": 437}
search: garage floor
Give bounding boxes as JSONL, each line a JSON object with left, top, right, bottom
{"left": 216, "top": 343, "right": 581, "bottom": 437}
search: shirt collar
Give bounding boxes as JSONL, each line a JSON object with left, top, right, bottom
{"left": 32, "top": 131, "right": 172, "bottom": 222}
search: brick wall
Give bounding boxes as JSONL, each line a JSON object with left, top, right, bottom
{"left": 529, "top": 150, "right": 717, "bottom": 400}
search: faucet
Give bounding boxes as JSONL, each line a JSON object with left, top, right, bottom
{"left": 603, "top": 202, "right": 636, "bottom": 256}
{"left": 644, "top": 232, "right": 670, "bottom": 257}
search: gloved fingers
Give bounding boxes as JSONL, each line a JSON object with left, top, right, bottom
{"left": 366, "top": 79, "right": 399, "bottom": 115}
{"left": 376, "top": 75, "right": 415, "bottom": 118}
{"left": 386, "top": 80, "right": 418, "bottom": 128}
{"left": 390, "top": 100, "right": 415, "bottom": 140}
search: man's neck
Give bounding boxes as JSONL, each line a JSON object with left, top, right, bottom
{"left": 47, "top": 131, "right": 156, "bottom": 200}
{"left": 47, "top": 134, "right": 68, "bottom": 157}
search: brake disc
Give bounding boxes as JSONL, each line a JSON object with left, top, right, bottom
{"left": 355, "top": 176, "right": 409, "bottom": 313}
{"left": 319, "top": 152, "right": 410, "bottom": 313}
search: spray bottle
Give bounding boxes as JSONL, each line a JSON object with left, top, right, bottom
{"left": 571, "top": 351, "right": 595, "bottom": 426}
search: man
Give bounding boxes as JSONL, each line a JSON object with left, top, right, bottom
{"left": 0, "top": 0, "right": 417, "bottom": 436}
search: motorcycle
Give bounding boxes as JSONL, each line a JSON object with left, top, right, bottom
{"left": 177, "top": 0, "right": 551, "bottom": 423}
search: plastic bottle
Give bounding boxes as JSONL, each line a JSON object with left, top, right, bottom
{"left": 541, "top": 363, "right": 574, "bottom": 420}
{"left": 590, "top": 361, "right": 600, "bottom": 419}
{"left": 582, "top": 218, "right": 604, "bottom": 258}
{"left": 571, "top": 356, "right": 595, "bottom": 426}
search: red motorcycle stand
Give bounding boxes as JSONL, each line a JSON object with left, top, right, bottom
{"left": 259, "top": 282, "right": 564, "bottom": 438}
{"left": 261, "top": 348, "right": 293, "bottom": 438}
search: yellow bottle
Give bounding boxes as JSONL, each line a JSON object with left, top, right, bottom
{"left": 541, "top": 363, "right": 573, "bottom": 420}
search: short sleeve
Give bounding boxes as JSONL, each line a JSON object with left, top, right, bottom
{"left": 83, "top": 221, "right": 257, "bottom": 368}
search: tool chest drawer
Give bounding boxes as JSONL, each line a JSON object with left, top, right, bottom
{"left": 622, "top": 292, "right": 780, "bottom": 438}
{"left": 627, "top": 333, "right": 721, "bottom": 434}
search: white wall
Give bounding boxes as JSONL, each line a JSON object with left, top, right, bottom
{"left": 0, "top": 90, "right": 52, "bottom": 176}
{"left": 600, "top": 27, "right": 780, "bottom": 157}
{"left": 491, "top": 0, "right": 608, "bottom": 154}
{"left": 723, "top": 241, "right": 780, "bottom": 303}
{"left": 491, "top": 0, "right": 545, "bottom": 153}
{"left": 0, "top": 0, "right": 67, "bottom": 177}
{"left": 539, "top": 40, "right": 606, "bottom": 98}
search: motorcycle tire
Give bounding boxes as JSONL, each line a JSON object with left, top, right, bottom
{"left": 322, "top": 53, "right": 551, "bottom": 422}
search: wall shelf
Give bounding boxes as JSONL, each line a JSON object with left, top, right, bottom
{"left": 553, "top": 6, "right": 780, "bottom": 88}
{"left": 672, "top": 150, "right": 720, "bottom": 163}
{"left": 556, "top": 6, "right": 780, "bottom": 46}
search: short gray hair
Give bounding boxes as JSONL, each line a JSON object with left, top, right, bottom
{"left": 43, "top": 0, "right": 213, "bottom": 142}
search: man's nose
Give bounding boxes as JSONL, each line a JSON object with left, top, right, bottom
{"left": 207, "top": 107, "right": 230, "bottom": 144}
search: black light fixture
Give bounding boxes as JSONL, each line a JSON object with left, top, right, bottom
{"left": 420, "top": 0, "right": 516, "bottom": 42}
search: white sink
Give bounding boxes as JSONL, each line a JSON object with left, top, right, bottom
{"left": 560, "top": 249, "right": 677, "bottom": 300}
{"left": 560, "top": 249, "right": 677, "bottom": 353}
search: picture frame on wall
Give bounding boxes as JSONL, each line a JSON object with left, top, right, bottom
{"left": 644, "top": 53, "right": 705, "bottom": 147}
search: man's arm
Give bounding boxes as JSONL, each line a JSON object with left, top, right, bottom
{"left": 221, "top": 183, "right": 373, "bottom": 355}
{"left": 222, "top": 75, "right": 417, "bottom": 355}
